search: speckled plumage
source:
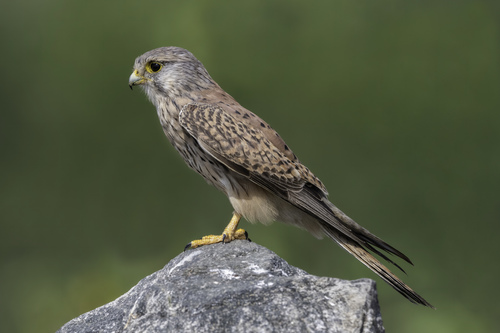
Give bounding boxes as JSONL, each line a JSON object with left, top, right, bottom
{"left": 128, "top": 47, "right": 433, "bottom": 307}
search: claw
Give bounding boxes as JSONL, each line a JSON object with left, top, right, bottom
{"left": 184, "top": 213, "right": 247, "bottom": 249}
{"left": 184, "top": 242, "right": 192, "bottom": 252}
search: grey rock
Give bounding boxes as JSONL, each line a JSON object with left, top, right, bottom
{"left": 57, "top": 240, "right": 384, "bottom": 333}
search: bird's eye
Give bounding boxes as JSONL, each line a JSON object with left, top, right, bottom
{"left": 147, "top": 62, "right": 163, "bottom": 73}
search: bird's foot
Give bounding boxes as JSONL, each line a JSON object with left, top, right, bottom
{"left": 184, "top": 213, "right": 249, "bottom": 251}
{"left": 185, "top": 229, "right": 248, "bottom": 250}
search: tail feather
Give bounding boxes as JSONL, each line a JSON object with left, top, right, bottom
{"left": 362, "top": 242, "right": 407, "bottom": 274}
{"left": 324, "top": 199, "right": 413, "bottom": 265}
{"left": 286, "top": 184, "right": 433, "bottom": 307}
{"left": 322, "top": 225, "right": 435, "bottom": 308}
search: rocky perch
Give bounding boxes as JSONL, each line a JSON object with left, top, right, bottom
{"left": 57, "top": 240, "right": 384, "bottom": 333}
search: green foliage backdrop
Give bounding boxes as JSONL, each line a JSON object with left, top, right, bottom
{"left": 1, "top": 1, "right": 499, "bottom": 332}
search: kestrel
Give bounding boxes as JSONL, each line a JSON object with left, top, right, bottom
{"left": 128, "top": 47, "right": 433, "bottom": 307}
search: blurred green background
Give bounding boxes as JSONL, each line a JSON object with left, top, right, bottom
{"left": 1, "top": 1, "right": 499, "bottom": 332}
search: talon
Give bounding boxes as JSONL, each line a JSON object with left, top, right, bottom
{"left": 184, "top": 242, "right": 192, "bottom": 251}
{"left": 184, "top": 213, "right": 244, "bottom": 249}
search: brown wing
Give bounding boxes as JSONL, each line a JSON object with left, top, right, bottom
{"left": 179, "top": 102, "right": 327, "bottom": 196}
{"left": 197, "top": 89, "right": 301, "bottom": 164}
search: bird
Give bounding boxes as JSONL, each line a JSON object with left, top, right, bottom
{"left": 128, "top": 46, "right": 433, "bottom": 308}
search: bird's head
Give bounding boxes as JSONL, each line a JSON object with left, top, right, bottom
{"left": 129, "top": 46, "right": 215, "bottom": 105}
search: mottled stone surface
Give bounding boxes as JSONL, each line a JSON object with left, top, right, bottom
{"left": 57, "top": 241, "right": 384, "bottom": 333}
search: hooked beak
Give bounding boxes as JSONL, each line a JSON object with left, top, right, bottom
{"left": 128, "top": 70, "right": 147, "bottom": 90}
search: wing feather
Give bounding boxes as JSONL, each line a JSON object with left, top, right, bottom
{"left": 179, "top": 103, "right": 321, "bottom": 194}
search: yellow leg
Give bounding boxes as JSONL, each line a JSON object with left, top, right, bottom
{"left": 185, "top": 213, "right": 249, "bottom": 250}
